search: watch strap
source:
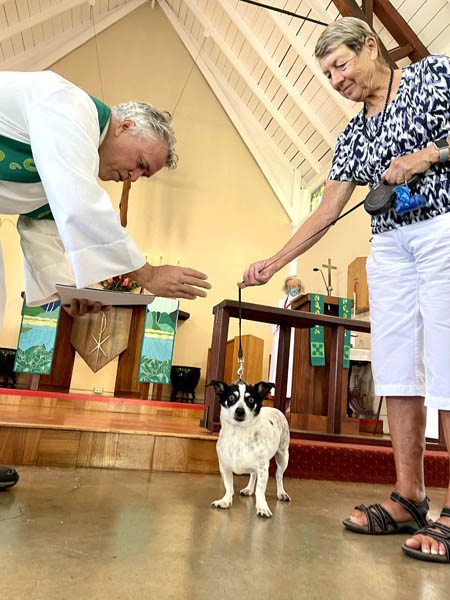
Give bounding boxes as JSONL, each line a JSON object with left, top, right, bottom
{"left": 433, "top": 138, "right": 449, "bottom": 163}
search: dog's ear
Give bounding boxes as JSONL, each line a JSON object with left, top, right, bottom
{"left": 253, "top": 381, "right": 274, "bottom": 400}
{"left": 207, "top": 380, "right": 228, "bottom": 397}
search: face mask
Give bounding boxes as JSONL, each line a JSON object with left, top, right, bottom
{"left": 287, "top": 287, "right": 299, "bottom": 297}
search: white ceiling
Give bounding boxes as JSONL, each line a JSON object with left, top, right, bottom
{"left": 1, "top": 0, "right": 449, "bottom": 221}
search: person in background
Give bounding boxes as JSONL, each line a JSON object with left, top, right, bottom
{"left": 269, "top": 276, "right": 305, "bottom": 401}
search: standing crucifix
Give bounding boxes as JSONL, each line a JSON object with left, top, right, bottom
{"left": 322, "top": 258, "right": 337, "bottom": 295}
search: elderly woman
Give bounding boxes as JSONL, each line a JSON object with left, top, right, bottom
{"left": 269, "top": 275, "right": 306, "bottom": 397}
{"left": 241, "top": 17, "right": 450, "bottom": 563}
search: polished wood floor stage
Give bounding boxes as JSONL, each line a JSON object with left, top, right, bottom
{"left": 0, "top": 388, "right": 219, "bottom": 474}
{"left": 1, "top": 388, "right": 447, "bottom": 487}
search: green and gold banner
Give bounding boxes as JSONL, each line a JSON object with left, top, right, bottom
{"left": 310, "top": 293, "right": 325, "bottom": 366}
{"left": 138, "top": 298, "right": 179, "bottom": 384}
{"left": 14, "top": 300, "right": 61, "bottom": 374}
{"left": 339, "top": 297, "right": 352, "bottom": 369}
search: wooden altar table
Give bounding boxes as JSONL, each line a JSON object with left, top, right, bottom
{"left": 200, "top": 299, "right": 370, "bottom": 433}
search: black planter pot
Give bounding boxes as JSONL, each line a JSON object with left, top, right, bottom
{"left": 0, "top": 348, "right": 16, "bottom": 388}
{"left": 170, "top": 366, "right": 201, "bottom": 403}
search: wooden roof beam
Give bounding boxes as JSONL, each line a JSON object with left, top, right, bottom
{"left": 389, "top": 44, "right": 414, "bottom": 63}
{"left": 373, "top": 0, "right": 429, "bottom": 63}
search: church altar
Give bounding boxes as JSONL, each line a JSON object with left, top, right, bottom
{"left": 22, "top": 304, "right": 190, "bottom": 398}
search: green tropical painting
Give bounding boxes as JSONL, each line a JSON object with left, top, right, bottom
{"left": 138, "top": 298, "right": 179, "bottom": 384}
{"left": 14, "top": 300, "right": 61, "bottom": 374}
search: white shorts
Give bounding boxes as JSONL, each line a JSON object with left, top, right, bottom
{"left": 366, "top": 212, "right": 450, "bottom": 410}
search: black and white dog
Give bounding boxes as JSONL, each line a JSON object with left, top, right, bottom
{"left": 210, "top": 380, "right": 290, "bottom": 518}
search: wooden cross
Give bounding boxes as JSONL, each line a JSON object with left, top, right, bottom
{"left": 322, "top": 258, "right": 337, "bottom": 294}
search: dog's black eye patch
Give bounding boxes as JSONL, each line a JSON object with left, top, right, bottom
{"left": 225, "top": 394, "right": 239, "bottom": 407}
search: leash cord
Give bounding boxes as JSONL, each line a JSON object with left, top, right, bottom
{"left": 260, "top": 198, "right": 365, "bottom": 275}
{"left": 236, "top": 198, "right": 366, "bottom": 380}
{"left": 237, "top": 286, "right": 244, "bottom": 381}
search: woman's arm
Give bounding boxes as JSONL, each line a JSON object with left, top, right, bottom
{"left": 240, "top": 179, "right": 356, "bottom": 287}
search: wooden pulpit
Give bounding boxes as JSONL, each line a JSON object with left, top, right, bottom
{"left": 289, "top": 293, "right": 359, "bottom": 435}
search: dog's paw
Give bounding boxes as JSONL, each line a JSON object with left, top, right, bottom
{"left": 239, "top": 487, "right": 254, "bottom": 497}
{"left": 211, "top": 499, "right": 232, "bottom": 509}
{"left": 277, "top": 491, "right": 291, "bottom": 502}
{"left": 256, "top": 505, "right": 272, "bottom": 518}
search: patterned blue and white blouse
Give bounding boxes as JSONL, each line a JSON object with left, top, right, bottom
{"left": 328, "top": 54, "right": 450, "bottom": 234}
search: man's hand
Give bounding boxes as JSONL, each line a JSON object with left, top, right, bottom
{"left": 130, "top": 264, "right": 211, "bottom": 299}
{"left": 239, "top": 259, "right": 274, "bottom": 288}
{"left": 63, "top": 299, "right": 112, "bottom": 317}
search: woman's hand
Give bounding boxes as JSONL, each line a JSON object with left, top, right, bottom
{"left": 239, "top": 259, "right": 275, "bottom": 288}
{"left": 381, "top": 147, "right": 436, "bottom": 184}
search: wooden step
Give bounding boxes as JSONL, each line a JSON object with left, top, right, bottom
{"left": 0, "top": 388, "right": 219, "bottom": 474}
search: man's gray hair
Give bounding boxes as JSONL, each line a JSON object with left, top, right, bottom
{"left": 314, "top": 17, "right": 383, "bottom": 62}
{"left": 111, "top": 101, "right": 178, "bottom": 169}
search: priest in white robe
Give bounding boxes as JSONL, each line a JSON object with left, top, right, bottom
{"left": 0, "top": 70, "right": 211, "bottom": 488}
{"left": 0, "top": 70, "right": 211, "bottom": 329}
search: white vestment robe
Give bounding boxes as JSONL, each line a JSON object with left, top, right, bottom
{"left": 269, "top": 295, "right": 304, "bottom": 397}
{"left": 0, "top": 71, "right": 145, "bottom": 323}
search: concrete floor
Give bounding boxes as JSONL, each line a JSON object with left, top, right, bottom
{"left": 0, "top": 467, "right": 448, "bottom": 600}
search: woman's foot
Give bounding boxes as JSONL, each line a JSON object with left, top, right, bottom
{"left": 343, "top": 491, "right": 429, "bottom": 534}
{"left": 404, "top": 514, "right": 450, "bottom": 557}
{"left": 348, "top": 495, "right": 422, "bottom": 527}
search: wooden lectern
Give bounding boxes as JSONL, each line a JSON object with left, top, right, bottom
{"left": 289, "top": 294, "right": 359, "bottom": 435}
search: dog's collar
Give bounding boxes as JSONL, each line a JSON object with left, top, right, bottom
{"left": 233, "top": 378, "right": 249, "bottom": 386}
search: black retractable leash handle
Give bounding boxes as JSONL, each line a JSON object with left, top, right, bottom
{"left": 364, "top": 175, "right": 420, "bottom": 215}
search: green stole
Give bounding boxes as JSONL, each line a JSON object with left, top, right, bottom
{"left": 310, "top": 294, "right": 325, "bottom": 366}
{"left": 0, "top": 95, "right": 111, "bottom": 220}
{"left": 310, "top": 295, "right": 352, "bottom": 368}
{"left": 339, "top": 297, "right": 352, "bottom": 369}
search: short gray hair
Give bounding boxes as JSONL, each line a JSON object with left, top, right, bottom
{"left": 111, "top": 101, "right": 178, "bottom": 169}
{"left": 315, "top": 17, "right": 384, "bottom": 63}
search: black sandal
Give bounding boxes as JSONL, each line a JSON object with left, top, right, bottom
{"left": 342, "top": 491, "right": 430, "bottom": 535}
{"left": 402, "top": 508, "right": 450, "bottom": 563}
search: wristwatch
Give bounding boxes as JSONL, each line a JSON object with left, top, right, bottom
{"left": 432, "top": 138, "right": 449, "bottom": 163}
